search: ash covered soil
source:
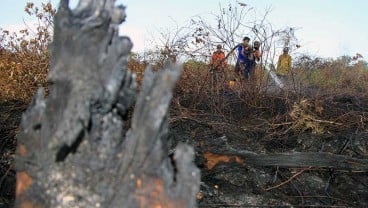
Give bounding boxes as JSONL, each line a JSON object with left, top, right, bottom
{"left": 1, "top": 91, "right": 368, "bottom": 207}
{"left": 169, "top": 91, "right": 368, "bottom": 207}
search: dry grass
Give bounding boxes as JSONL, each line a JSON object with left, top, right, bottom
{"left": 2, "top": 30, "right": 368, "bottom": 135}
{"left": 0, "top": 48, "right": 48, "bottom": 102}
{"left": 0, "top": 2, "right": 54, "bottom": 102}
{"left": 295, "top": 57, "right": 368, "bottom": 95}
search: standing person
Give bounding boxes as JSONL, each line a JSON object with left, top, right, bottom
{"left": 276, "top": 47, "right": 292, "bottom": 78}
{"left": 210, "top": 44, "right": 227, "bottom": 92}
{"left": 235, "top": 36, "right": 252, "bottom": 79}
{"left": 246, "top": 40, "right": 262, "bottom": 80}
{"left": 251, "top": 41, "right": 262, "bottom": 62}
{"left": 211, "top": 45, "right": 227, "bottom": 74}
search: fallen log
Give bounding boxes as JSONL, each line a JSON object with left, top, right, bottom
{"left": 15, "top": 0, "right": 200, "bottom": 207}
{"left": 204, "top": 150, "right": 368, "bottom": 171}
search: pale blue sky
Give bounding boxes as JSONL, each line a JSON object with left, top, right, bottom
{"left": 1, "top": 0, "right": 367, "bottom": 60}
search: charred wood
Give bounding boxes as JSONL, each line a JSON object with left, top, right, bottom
{"left": 15, "top": 1, "right": 200, "bottom": 207}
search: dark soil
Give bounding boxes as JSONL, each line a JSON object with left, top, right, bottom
{"left": 0, "top": 100, "right": 27, "bottom": 207}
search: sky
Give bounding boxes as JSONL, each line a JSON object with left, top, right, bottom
{"left": 1, "top": 0, "right": 368, "bottom": 60}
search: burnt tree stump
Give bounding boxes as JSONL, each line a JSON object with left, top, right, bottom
{"left": 15, "top": 0, "right": 200, "bottom": 207}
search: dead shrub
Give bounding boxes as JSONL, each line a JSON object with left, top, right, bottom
{"left": 0, "top": 2, "right": 55, "bottom": 102}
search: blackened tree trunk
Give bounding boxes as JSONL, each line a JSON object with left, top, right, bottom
{"left": 15, "top": 0, "right": 200, "bottom": 207}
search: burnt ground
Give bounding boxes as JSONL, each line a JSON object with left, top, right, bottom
{"left": 169, "top": 90, "right": 368, "bottom": 208}
{"left": 0, "top": 100, "right": 26, "bottom": 207}
{"left": 1, "top": 91, "right": 368, "bottom": 207}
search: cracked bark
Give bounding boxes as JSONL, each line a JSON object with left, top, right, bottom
{"left": 15, "top": 0, "right": 200, "bottom": 207}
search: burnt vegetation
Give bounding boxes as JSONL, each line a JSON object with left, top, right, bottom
{"left": 0, "top": 1, "right": 368, "bottom": 207}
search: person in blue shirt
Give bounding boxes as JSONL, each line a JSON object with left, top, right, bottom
{"left": 235, "top": 36, "right": 253, "bottom": 80}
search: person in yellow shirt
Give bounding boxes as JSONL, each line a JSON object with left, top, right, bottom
{"left": 276, "top": 47, "right": 292, "bottom": 76}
